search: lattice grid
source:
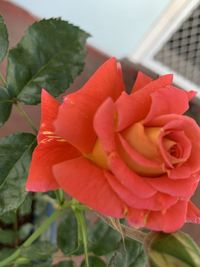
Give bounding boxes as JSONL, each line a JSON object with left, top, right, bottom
{"left": 155, "top": 5, "right": 200, "bottom": 86}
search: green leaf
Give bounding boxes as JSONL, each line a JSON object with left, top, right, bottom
{"left": 0, "top": 133, "right": 36, "bottom": 215}
{"left": 7, "top": 18, "right": 89, "bottom": 104}
{"left": 0, "top": 88, "right": 12, "bottom": 126}
{"left": 54, "top": 260, "right": 75, "bottom": 267}
{"left": 18, "top": 193, "right": 33, "bottom": 216}
{"left": 88, "top": 219, "right": 121, "bottom": 256}
{"left": 20, "top": 241, "right": 56, "bottom": 265}
{"left": 81, "top": 256, "right": 106, "bottom": 267}
{"left": 149, "top": 231, "right": 200, "bottom": 267}
{"left": 0, "top": 15, "right": 8, "bottom": 63}
{"left": 108, "top": 238, "right": 146, "bottom": 267}
{"left": 21, "top": 241, "right": 56, "bottom": 260}
{"left": 16, "top": 261, "right": 52, "bottom": 267}
{"left": 0, "top": 210, "right": 17, "bottom": 224}
{"left": 0, "top": 248, "right": 15, "bottom": 261}
{"left": 57, "top": 210, "right": 82, "bottom": 255}
{"left": 0, "top": 228, "right": 17, "bottom": 245}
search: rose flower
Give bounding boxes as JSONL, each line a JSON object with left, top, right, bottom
{"left": 26, "top": 58, "right": 200, "bottom": 233}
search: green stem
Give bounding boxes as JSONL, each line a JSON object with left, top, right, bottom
{"left": 0, "top": 202, "right": 72, "bottom": 267}
{"left": 15, "top": 102, "right": 37, "bottom": 134}
{"left": 101, "top": 216, "right": 147, "bottom": 244}
{"left": 75, "top": 210, "right": 89, "bottom": 267}
{"left": 0, "top": 71, "right": 7, "bottom": 87}
{"left": 55, "top": 189, "right": 65, "bottom": 205}
{"left": 0, "top": 250, "right": 21, "bottom": 267}
{"left": 0, "top": 72, "right": 37, "bottom": 134}
{"left": 23, "top": 209, "right": 62, "bottom": 248}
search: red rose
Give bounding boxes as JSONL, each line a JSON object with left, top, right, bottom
{"left": 26, "top": 58, "right": 200, "bottom": 232}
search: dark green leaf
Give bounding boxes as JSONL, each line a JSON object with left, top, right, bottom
{"left": 0, "top": 210, "right": 17, "bottom": 224}
{"left": 0, "top": 228, "right": 17, "bottom": 245}
{"left": 149, "top": 231, "right": 200, "bottom": 267}
{"left": 0, "top": 133, "right": 36, "bottom": 215}
{"left": 54, "top": 260, "right": 75, "bottom": 267}
{"left": 0, "top": 88, "right": 12, "bottom": 126}
{"left": 57, "top": 210, "right": 82, "bottom": 255}
{"left": 0, "top": 248, "right": 15, "bottom": 261}
{"left": 18, "top": 193, "right": 33, "bottom": 216}
{"left": 20, "top": 241, "right": 56, "bottom": 264}
{"left": 0, "top": 15, "right": 8, "bottom": 63}
{"left": 108, "top": 238, "right": 146, "bottom": 267}
{"left": 16, "top": 261, "right": 52, "bottom": 267}
{"left": 81, "top": 256, "right": 106, "bottom": 267}
{"left": 7, "top": 18, "right": 89, "bottom": 104}
{"left": 88, "top": 219, "right": 121, "bottom": 256}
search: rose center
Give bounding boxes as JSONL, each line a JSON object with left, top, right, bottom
{"left": 86, "top": 139, "right": 108, "bottom": 169}
{"left": 169, "top": 143, "right": 181, "bottom": 158}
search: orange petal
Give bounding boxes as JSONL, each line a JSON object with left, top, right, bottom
{"left": 54, "top": 58, "right": 125, "bottom": 153}
{"left": 26, "top": 139, "right": 80, "bottom": 192}
{"left": 131, "top": 71, "right": 152, "bottom": 93}
{"left": 53, "top": 157, "right": 126, "bottom": 217}
{"left": 146, "top": 175, "right": 199, "bottom": 199}
{"left": 108, "top": 153, "right": 156, "bottom": 198}
{"left": 187, "top": 201, "right": 200, "bottom": 223}
{"left": 144, "top": 86, "right": 193, "bottom": 123}
{"left": 122, "top": 122, "right": 161, "bottom": 161}
{"left": 116, "top": 74, "right": 173, "bottom": 131}
{"left": 93, "top": 97, "right": 116, "bottom": 153}
{"left": 145, "top": 200, "right": 188, "bottom": 232}
{"left": 118, "top": 134, "right": 164, "bottom": 176}
{"left": 106, "top": 172, "right": 177, "bottom": 211}
{"left": 38, "top": 89, "right": 60, "bottom": 143}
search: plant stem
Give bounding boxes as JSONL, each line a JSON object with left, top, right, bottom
{"left": 101, "top": 216, "right": 147, "bottom": 244}
{"left": 0, "top": 250, "right": 21, "bottom": 267}
{"left": 0, "top": 71, "right": 37, "bottom": 134}
{"left": 15, "top": 102, "right": 37, "bottom": 134}
{"left": 75, "top": 209, "right": 90, "bottom": 267}
{"left": 23, "top": 209, "right": 62, "bottom": 248}
{"left": 55, "top": 189, "right": 65, "bottom": 205}
{"left": 0, "top": 202, "right": 72, "bottom": 267}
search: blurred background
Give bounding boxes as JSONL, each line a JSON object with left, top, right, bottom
{"left": 10, "top": 0, "right": 200, "bottom": 95}
{"left": 11, "top": 0, "right": 170, "bottom": 58}
{"left": 1, "top": 0, "right": 200, "bottom": 244}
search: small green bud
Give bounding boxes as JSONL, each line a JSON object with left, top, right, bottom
{"left": 148, "top": 231, "right": 200, "bottom": 267}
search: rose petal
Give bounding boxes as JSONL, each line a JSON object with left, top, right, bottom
{"left": 54, "top": 58, "right": 125, "bottom": 153}
{"left": 116, "top": 74, "right": 173, "bottom": 131}
{"left": 166, "top": 131, "right": 191, "bottom": 163}
{"left": 127, "top": 208, "right": 148, "bottom": 228}
{"left": 118, "top": 134, "right": 164, "bottom": 176}
{"left": 93, "top": 97, "right": 116, "bottom": 153}
{"left": 106, "top": 172, "right": 177, "bottom": 211}
{"left": 26, "top": 139, "right": 80, "bottom": 192}
{"left": 122, "top": 122, "right": 162, "bottom": 163}
{"left": 188, "top": 90, "right": 197, "bottom": 100}
{"left": 144, "top": 86, "right": 194, "bottom": 123}
{"left": 53, "top": 157, "right": 126, "bottom": 217}
{"left": 146, "top": 175, "right": 199, "bottom": 199}
{"left": 131, "top": 71, "right": 152, "bottom": 93}
{"left": 145, "top": 201, "right": 188, "bottom": 232}
{"left": 108, "top": 153, "right": 156, "bottom": 198}
{"left": 164, "top": 117, "right": 200, "bottom": 179}
{"left": 159, "top": 130, "right": 192, "bottom": 170}
{"left": 187, "top": 201, "right": 200, "bottom": 223}
{"left": 148, "top": 115, "right": 200, "bottom": 179}
{"left": 38, "top": 89, "right": 60, "bottom": 143}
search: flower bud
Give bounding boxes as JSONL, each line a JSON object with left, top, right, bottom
{"left": 148, "top": 231, "right": 200, "bottom": 267}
